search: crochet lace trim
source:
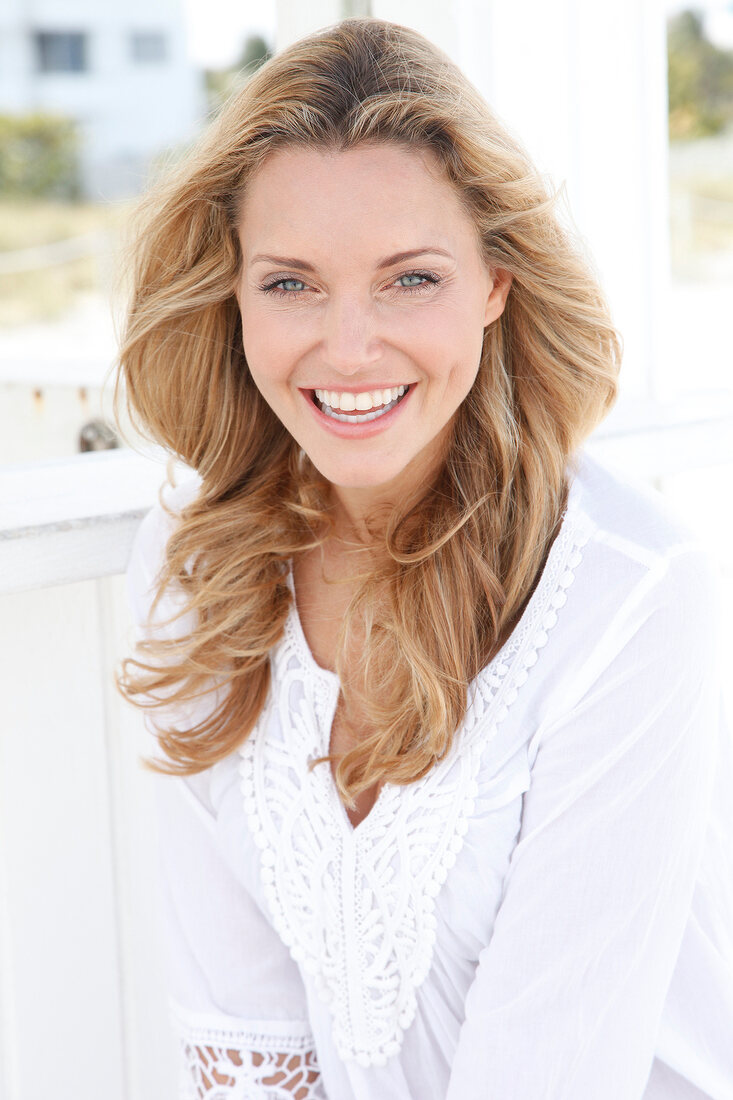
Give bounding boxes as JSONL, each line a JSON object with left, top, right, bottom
{"left": 239, "top": 500, "right": 592, "bottom": 1067}
{"left": 172, "top": 1007, "right": 326, "bottom": 1099}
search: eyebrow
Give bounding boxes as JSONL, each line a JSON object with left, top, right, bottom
{"left": 248, "top": 246, "right": 455, "bottom": 270}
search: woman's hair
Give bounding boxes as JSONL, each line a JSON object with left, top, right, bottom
{"left": 116, "top": 17, "right": 619, "bottom": 805}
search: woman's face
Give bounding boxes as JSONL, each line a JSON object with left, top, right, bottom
{"left": 234, "top": 143, "right": 511, "bottom": 498}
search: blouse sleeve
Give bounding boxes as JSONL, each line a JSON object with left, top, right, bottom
{"left": 446, "top": 545, "right": 721, "bottom": 1100}
{"left": 126, "top": 489, "right": 326, "bottom": 1100}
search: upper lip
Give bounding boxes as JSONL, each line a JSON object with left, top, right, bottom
{"left": 300, "top": 383, "right": 414, "bottom": 392}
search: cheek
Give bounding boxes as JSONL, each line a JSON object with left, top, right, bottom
{"left": 409, "top": 304, "right": 485, "bottom": 388}
{"left": 389, "top": 307, "right": 456, "bottom": 364}
{"left": 240, "top": 309, "right": 298, "bottom": 389}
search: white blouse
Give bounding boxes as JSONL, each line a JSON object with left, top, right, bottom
{"left": 126, "top": 451, "right": 733, "bottom": 1100}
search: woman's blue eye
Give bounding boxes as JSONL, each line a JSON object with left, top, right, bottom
{"left": 397, "top": 274, "right": 427, "bottom": 287}
{"left": 278, "top": 279, "right": 305, "bottom": 292}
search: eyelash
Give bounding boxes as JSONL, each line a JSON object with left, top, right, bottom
{"left": 258, "top": 270, "right": 442, "bottom": 298}
{"left": 395, "top": 270, "right": 442, "bottom": 294}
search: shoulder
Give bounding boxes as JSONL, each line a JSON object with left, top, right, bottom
{"left": 569, "top": 450, "right": 717, "bottom": 604}
{"left": 571, "top": 450, "right": 700, "bottom": 563}
{"left": 496, "top": 449, "right": 721, "bottom": 712}
{"left": 558, "top": 450, "right": 720, "bottom": 678}
{"left": 495, "top": 451, "right": 724, "bottom": 739}
{"left": 125, "top": 472, "right": 202, "bottom": 629}
{"left": 128, "top": 474, "right": 202, "bottom": 574}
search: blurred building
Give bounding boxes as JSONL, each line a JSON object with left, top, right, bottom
{"left": 0, "top": 0, "right": 204, "bottom": 198}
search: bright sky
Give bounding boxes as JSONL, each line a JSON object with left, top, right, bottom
{"left": 703, "top": 4, "right": 733, "bottom": 47}
{"left": 666, "top": 0, "right": 733, "bottom": 45}
{"left": 181, "top": 0, "right": 733, "bottom": 69}
{"left": 182, "top": 0, "right": 277, "bottom": 68}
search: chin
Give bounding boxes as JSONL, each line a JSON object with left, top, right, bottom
{"left": 328, "top": 471, "right": 404, "bottom": 489}
{"left": 304, "top": 451, "right": 400, "bottom": 486}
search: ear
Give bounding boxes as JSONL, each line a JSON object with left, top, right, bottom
{"left": 483, "top": 267, "right": 512, "bottom": 327}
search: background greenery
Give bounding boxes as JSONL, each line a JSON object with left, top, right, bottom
{"left": 0, "top": 112, "right": 80, "bottom": 199}
{"left": 668, "top": 9, "right": 733, "bottom": 139}
{"left": 204, "top": 34, "right": 271, "bottom": 112}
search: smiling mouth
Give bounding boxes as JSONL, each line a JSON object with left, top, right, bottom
{"left": 311, "top": 385, "right": 411, "bottom": 423}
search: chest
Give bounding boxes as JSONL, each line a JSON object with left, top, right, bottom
{"left": 233, "top": 661, "right": 531, "bottom": 1066}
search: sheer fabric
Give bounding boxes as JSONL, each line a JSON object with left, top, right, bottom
{"left": 172, "top": 1006, "right": 324, "bottom": 1099}
{"left": 127, "top": 452, "right": 733, "bottom": 1099}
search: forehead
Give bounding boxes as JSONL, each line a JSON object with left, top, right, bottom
{"left": 235, "top": 143, "right": 479, "bottom": 258}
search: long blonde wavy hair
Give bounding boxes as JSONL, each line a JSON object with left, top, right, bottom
{"left": 116, "top": 17, "right": 620, "bottom": 806}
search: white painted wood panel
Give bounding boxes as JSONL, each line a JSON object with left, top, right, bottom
{"left": 1, "top": 581, "right": 126, "bottom": 1099}
{"left": 98, "top": 574, "right": 179, "bottom": 1100}
{"left": 0, "top": 577, "right": 177, "bottom": 1100}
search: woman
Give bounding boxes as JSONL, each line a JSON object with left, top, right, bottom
{"left": 118, "top": 18, "right": 732, "bottom": 1100}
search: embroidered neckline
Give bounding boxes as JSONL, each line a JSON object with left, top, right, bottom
{"left": 239, "top": 474, "right": 592, "bottom": 1066}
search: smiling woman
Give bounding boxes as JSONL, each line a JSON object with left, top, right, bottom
{"left": 116, "top": 16, "right": 732, "bottom": 1100}
{"left": 235, "top": 144, "right": 510, "bottom": 491}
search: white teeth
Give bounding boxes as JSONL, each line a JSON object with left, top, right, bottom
{"left": 313, "top": 385, "right": 410, "bottom": 414}
{"left": 322, "top": 399, "right": 396, "bottom": 423}
{"left": 313, "top": 384, "right": 411, "bottom": 424}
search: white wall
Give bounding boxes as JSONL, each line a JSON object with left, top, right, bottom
{"left": 0, "top": 383, "right": 115, "bottom": 464}
{"left": 471, "top": 0, "right": 670, "bottom": 400}
{"left": 0, "top": 0, "right": 205, "bottom": 197}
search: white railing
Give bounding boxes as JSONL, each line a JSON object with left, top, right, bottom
{"left": 3, "top": 393, "right": 733, "bottom": 595}
{"left": 0, "top": 446, "right": 189, "bottom": 593}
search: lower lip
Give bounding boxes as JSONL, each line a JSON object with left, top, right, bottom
{"left": 300, "top": 386, "right": 415, "bottom": 438}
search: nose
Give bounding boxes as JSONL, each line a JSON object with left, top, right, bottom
{"left": 320, "top": 293, "right": 382, "bottom": 375}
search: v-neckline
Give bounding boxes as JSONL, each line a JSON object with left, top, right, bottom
{"left": 282, "top": 569, "right": 389, "bottom": 835}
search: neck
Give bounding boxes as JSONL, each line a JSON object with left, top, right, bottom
{"left": 327, "top": 484, "right": 396, "bottom": 545}
{"left": 327, "top": 434, "right": 448, "bottom": 546}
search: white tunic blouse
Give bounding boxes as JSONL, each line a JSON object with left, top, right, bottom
{"left": 126, "top": 451, "right": 733, "bottom": 1100}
